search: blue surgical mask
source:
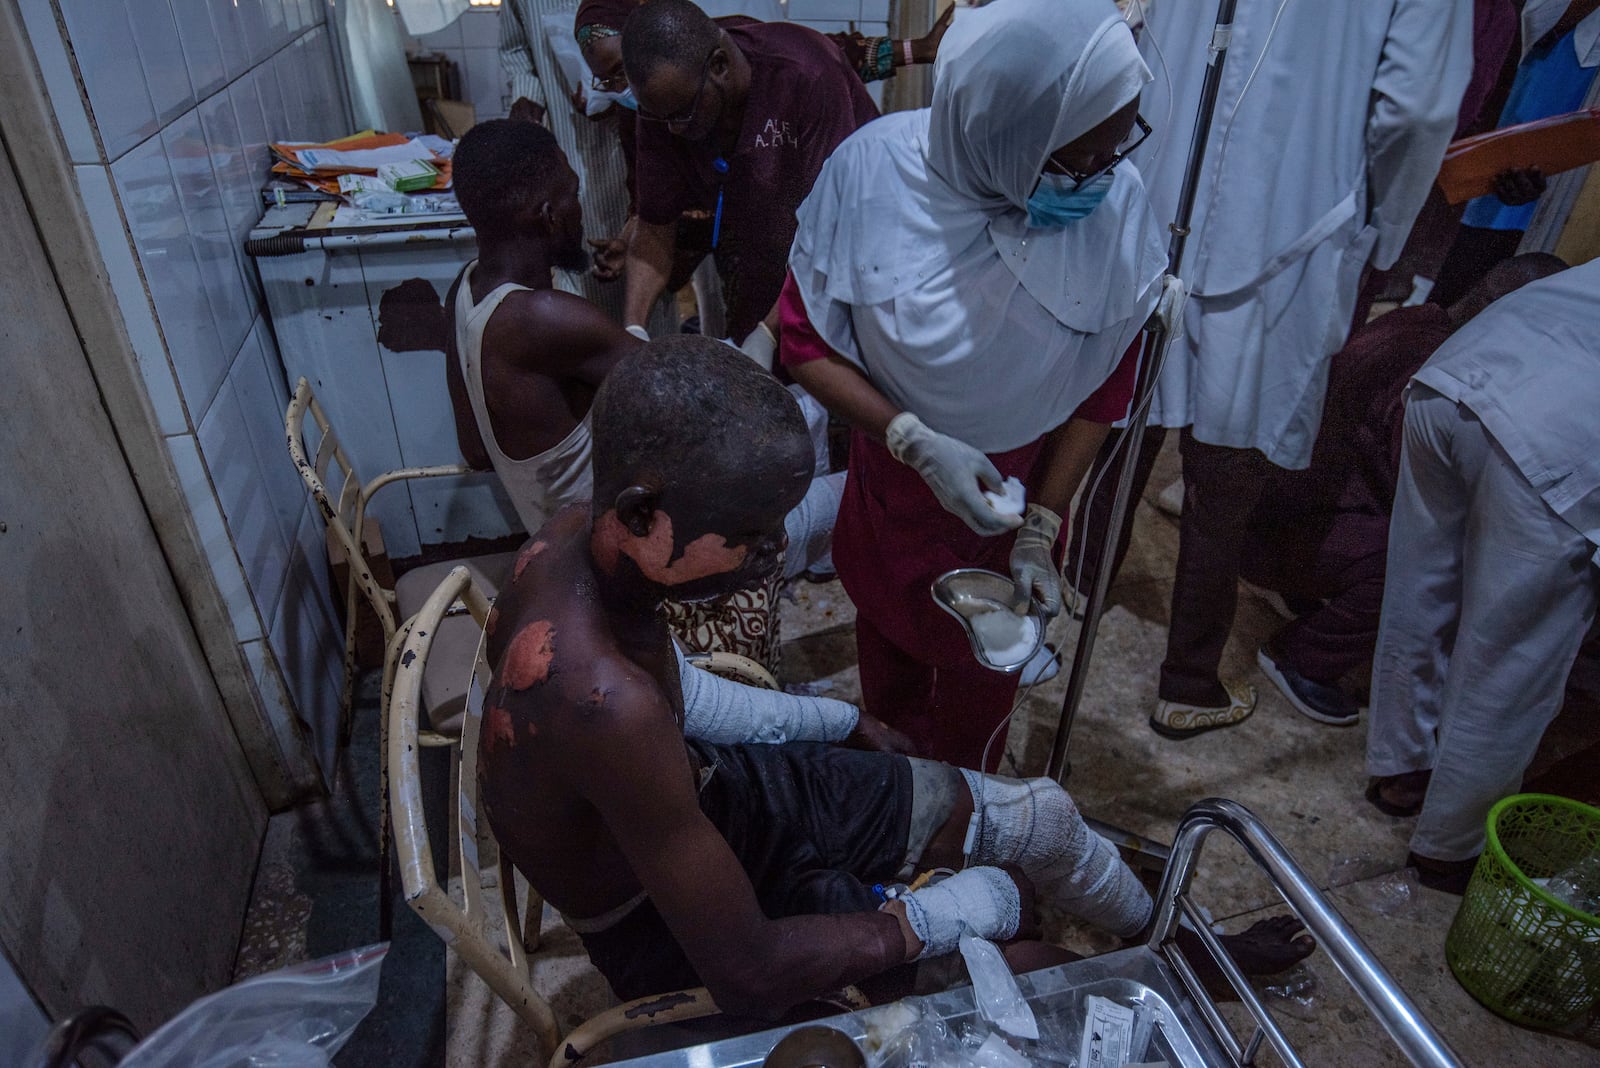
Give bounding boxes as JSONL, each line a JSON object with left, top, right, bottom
{"left": 1026, "top": 171, "right": 1114, "bottom": 229}
{"left": 615, "top": 86, "right": 639, "bottom": 111}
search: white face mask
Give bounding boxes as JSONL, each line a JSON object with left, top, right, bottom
{"left": 584, "top": 86, "right": 637, "bottom": 117}
{"left": 1025, "top": 171, "right": 1115, "bottom": 229}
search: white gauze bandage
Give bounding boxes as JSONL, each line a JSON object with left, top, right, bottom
{"left": 959, "top": 770, "right": 1152, "bottom": 938}
{"left": 899, "top": 866, "right": 1021, "bottom": 960}
{"left": 782, "top": 470, "right": 845, "bottom": 579}
{"left": 676, "top": 644, "right": 858, "bottom": 744}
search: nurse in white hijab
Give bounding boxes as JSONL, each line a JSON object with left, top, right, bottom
{"left": 780, "top": 0, "right": 1166, "bottom": 767}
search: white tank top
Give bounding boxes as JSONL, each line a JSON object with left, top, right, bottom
{"left": 455, "top": 262, "right": 594, "bottom": 535}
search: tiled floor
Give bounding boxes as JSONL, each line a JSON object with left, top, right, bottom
{"left": 242, "top": 436, "right": 1598, "bottom": 1066}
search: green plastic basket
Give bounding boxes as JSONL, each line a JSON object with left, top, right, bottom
{"left": 1446, "top": 793, "right": 1600, "bottom": 1028}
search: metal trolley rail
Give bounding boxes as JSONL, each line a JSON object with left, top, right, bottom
{"left": 615, "top": 799, "right": 1464, "bottom": 1068}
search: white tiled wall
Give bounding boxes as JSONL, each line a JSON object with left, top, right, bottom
{"left": 408, "top": 7, "right": 513, "bottom": 120}
{"left": 23, "top": 0, "right": 353, "bottom": 789}
{"left": 402, "top": 4, "right": 890, "bottom": 123}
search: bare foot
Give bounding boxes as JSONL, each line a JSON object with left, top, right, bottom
{"left": 1220, "top": 915, "right": 1316, "bottom": 974}
{"left": 1174, "top": 916, "right": 1315, "bottom": 1000}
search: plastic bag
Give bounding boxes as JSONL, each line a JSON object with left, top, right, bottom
{"left": 1327, "top": 853, "right": 1391, "bottom": 888}
{"left": 1256, "top": 960, "right": 1322, "bottom": 1022}
{"left": 865, "top": 999, "right": 964, "bottom": 1068}
{"left": 117, "top": 944, "right": 387, "bottom": 1067}
{"left": 1328, "top": 854, "right": 1422, "bottom": 917}
{"left": 960, "top": 935, "right": 1039, "bottom": 1039}
{"left": 1545, "top": 855, "right": 1600, "bottom": 913}
{"left": 865, "top": 999, "right": 1038, "bottom": 1068}
{"left": 1349, "top": 869, "right": 1422, "bottom": 917}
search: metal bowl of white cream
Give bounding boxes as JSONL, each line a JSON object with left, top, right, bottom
{"left": 930, "top": 568, "right": 1046, "bottom": 674}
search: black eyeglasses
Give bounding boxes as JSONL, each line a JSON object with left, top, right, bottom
{"left": 1047, "top": 113, "right": 1153, "bottom": 191}
{"left": 590, "top": 69, "right": 628, "bottom": 93}
{"left": 636, "top": 46, "right": 719, "bottom": 125}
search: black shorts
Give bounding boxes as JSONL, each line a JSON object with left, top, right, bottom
{"left": 578, "top": 740, "right": 914, "bottom": 1001}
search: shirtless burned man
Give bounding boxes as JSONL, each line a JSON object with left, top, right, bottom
{"left": 479, "top": 338, "right": 1313, "bottom": 1018}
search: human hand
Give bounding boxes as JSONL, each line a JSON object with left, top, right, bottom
{"left": 910, "top": 4, "right": 955, "bottom": 64}
{"left": 590, "top": 237, "right": 628, "bottom": 281}
{"left": 830, "top": 31, "right": 870, "bottom": 72}
{"left": 572, "top": 83, "right": 601, "bottom": 119}
{"left": 1493, "top": 167, "right": 1546, "bottom": 206}
{"left": 1009, "top": 503, "right": 1062, "bottom": 619}
{"left": 509, "top": 96, "right": 547, "bottom": 126}
{"left": 885, "top": 413, "right": 1022, "bottom": 536}
{"left": 842, "top": 712, "right": 917, "bottom": 755}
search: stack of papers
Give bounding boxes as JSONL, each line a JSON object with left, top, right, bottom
{"left": 270, "top": 131, "right": 454, "bottom": 196}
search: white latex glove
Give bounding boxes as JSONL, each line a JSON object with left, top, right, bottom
{"left": 737, "top": 322, "right": 777, "bottom": 371}
{"left": 624, "top": 324, "right": 650, "bottom": 341}
{"left": 885, "top": 413, "right": 1021, "bottom": 536}
{"left": 1009, "top": 503, "right": 1062, "bottom": 619}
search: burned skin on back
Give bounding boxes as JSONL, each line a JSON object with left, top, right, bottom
{"left": 479, "top": 493, "right": 908, "bottom": 1018}
{"left": 478, "top": 506, "right": 693, "bottom": 919}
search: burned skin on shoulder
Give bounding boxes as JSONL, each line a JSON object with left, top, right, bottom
{"left": 477, "top": 520, "right": 692, "bottom": 915}
{"left": 485, "top": 513, "right": 595, "bottom": 686}
{"left": 482, "top": 509, "right": 686, "bottom": 767}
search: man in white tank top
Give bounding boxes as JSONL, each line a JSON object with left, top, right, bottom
{"left": 445, "top": 119, "right": 844, "bottom": 673}
{"left": 445, "top": 120, "right": 623, "bottom": 538}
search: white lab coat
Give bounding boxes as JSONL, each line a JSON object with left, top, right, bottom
{"left": 1521, "top": 0, "right": 1600, "bottom": 65}
{"left": 790, "top": 1, "right": 1166, "bottom": 453}
{"left": 1137, "top": 0, "right": 1473, "bottom": 468}
{"left": 501, "top": 0, "right": 682, "bottom": 333}
{"left": 500, "top": 0, "right": 632, "bottom": 322}
{"left": 1367, "top": 259, "right": 1600, "bottom": 860}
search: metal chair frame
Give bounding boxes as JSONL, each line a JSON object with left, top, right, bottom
{"left": 285, "top": 376, "right": 472, "bottom": 747}
{"left": 286, "top": 376, "right": 481, "bottom": 939}
{"left": 386, "top": 566, "right": 726, "bottom": 1063}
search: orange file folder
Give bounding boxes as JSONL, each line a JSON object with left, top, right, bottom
{"left": 1437, "top": 108, "right": 1600, "bottom": 204}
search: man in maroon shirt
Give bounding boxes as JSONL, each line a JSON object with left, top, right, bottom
{"left": 1245, "top": 254, "right": 1565, "bottom": 727}
{"left": 618, "top": 0, "right": 878, "bottom": 349}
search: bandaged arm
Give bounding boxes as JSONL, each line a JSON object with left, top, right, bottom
{"left": 676, "top": 644, "right": 858, "bottom": 744}
{"left": 896, "top": 867, "right": 1021, "bottom": 959}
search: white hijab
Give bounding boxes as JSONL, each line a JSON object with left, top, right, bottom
{"left": 788, "top": 0, "right": 1167, "bottom": 451}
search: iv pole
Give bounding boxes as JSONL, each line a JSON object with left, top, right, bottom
{"left": 1046, "top": 0, "right": 1241, "bottom": 793}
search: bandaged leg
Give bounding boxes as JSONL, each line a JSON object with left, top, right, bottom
{"left": 676, "top": 643, "right": 858, "bottom": 744}
{"left": 782, "top": 470, "right": 846, "bottom": 579}
{"left": 959, "top": 769, "right": 1152, "bottom": 938}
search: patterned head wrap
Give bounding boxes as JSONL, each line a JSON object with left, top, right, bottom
{"left": 575, "top": 0, "right": 641, "bottom": 46}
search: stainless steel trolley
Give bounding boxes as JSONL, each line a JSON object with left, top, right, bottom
{"left": 615, "top": 799, "right": 1463, "bottom": 1068}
